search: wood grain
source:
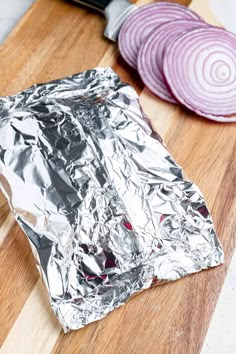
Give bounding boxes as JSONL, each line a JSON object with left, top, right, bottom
{"left": 0, "top": 0, "right": 235, "bottom": 353}
{"left": 0, "top": 224, "right": 39, "bottom": 345}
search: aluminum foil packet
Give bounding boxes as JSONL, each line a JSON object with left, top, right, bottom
{"left": 0, "top": 67, "right": 224, "bottom": 332}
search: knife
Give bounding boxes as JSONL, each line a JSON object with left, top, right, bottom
{"left": 71, "top": 0, "right": 137, "bottom": 41}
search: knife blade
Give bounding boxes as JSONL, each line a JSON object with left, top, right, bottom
{"left": 71, "top": 0, "right": 137, "bottom": 41}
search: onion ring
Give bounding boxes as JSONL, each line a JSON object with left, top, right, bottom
{"left": 118, "top": 2, "right": 203, "bottom": 69}
{"left": 137, "top": 20, "right": 207, "bottom": 103}
{"left": 163, "top": 27, "right": 236, "bottom": 121}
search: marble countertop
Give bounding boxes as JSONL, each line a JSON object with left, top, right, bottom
{"left": 0, "top": 0, "right": 34, "bottom": 43}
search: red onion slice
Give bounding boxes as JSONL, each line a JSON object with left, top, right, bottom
{"left": 163, "top": 27, "right": 236, "bottom": 121}
{"left": 137, "top": 20, "right": 207, "bottom": 103}
{"left": 118, "top": 2, "right": 203, "bottom": 69}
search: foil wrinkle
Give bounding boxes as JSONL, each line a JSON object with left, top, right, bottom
{"left": 0, "top": 68, "right": 224, "bottom": 332}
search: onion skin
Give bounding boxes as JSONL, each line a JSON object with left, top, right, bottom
{"left": 118, "top": 2, "right": 204, "bottom": 69}
{"left": 137, "top": 20, "right": 208, "bottom": 104}
{"left": 163, "top": 26, "right": 236, "bottom": 121}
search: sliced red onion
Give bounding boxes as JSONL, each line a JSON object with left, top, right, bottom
{"left": 118, "top": 2, "right": 203, "bottom": 69}
{"left": 163, "top": 27, "right": 236, "bottom": 121}
{"left": 137, "top": 20, "right": 208, "bottom": 104}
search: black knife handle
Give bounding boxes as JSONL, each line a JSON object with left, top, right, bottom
{"left": 72, "top": 0, "right": 112, "bottom": 12}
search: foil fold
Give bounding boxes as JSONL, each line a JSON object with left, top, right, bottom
{"left": 0, "top": 67, "right": 224, "bottom": 332}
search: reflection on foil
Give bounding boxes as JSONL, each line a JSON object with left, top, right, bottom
{"left": 0, "top": 68, "right": 224, "bottom": 332}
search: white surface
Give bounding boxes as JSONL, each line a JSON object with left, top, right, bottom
{"left": 0, "top": 2, "right": 236, "bottom": 354}
{"left": 201, "top": 251, "right": 236, "bottom": 354}
{"left": 0, "top": 0, "right": 34, "bottom": 43}
{"left": 209, "top": 0, "right": 236, "bottom": 34}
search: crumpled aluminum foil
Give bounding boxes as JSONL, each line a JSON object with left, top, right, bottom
{"left": 0, "top": 67, "right": 224, "bottom": 332}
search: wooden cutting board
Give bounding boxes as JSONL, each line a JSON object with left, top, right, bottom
{"left": 0, "top": 0, "right": 235, "bottom": 353}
